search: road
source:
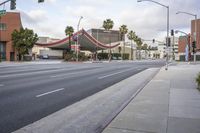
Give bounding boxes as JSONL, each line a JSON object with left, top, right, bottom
{"left": 0, "top": 60, "right": 165, "bottom": 133}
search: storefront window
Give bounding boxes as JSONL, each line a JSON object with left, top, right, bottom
{"left": 0, "top": 23, "right": 7, "bottom": 30}
{"left": 0, "top": 42, "right": 6, "bottom": 60}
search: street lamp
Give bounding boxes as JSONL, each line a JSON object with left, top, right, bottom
{"left": 176, "top": 11, "right": 197, "bottom": 63}
{"left": 76, "top": 16, "right": 83, "bottom": 62}
{"left": 137, "top": 0, "right": 169, "bottom": 70}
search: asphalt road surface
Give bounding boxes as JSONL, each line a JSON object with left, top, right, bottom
{"left": 0, "top": 60, "right": 165, "bottom": 133}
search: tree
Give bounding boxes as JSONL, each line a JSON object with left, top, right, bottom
{"left": 103, "top": 19, "right": 114, "bottom": 61}
{"left": 127, "top": 30, "right": 136, "bottom": 60}
{"left": 119, "top": 25, "right": 128, "bottom": 60}
{"left": 65, "top": 26, "right": 74, "bottom": 52}
{"left": 142, "top": 43, "right": 148, "bottom": 59}
{"left": 12, "top": 28, "right": 38, "bottom": 61}
{"left": 134, "top": 36, "right": 143, "bottom": 59}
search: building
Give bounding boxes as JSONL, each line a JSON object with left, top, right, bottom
{"left": 32, "top": 37, "right": 62, "bottom": 59}
{"left": 0, "top": 12, "right": 22, "bottom": 61}
{"left": 191, "top": 19, "right": 200, "bottom": 60}
{"left": 36, "top": 29, "right": 123, "bottom": 60}
{"left": 178, "top": 35, "right": 189, "bottom": 61}
{"left": 87, "top": 29, "right": 122, "bottom": 44}
{"left": 191, "top": 19, "right": 200, "bottom": 51}
{"left": 178, "top": 19, "right": 200, "bottom": 61}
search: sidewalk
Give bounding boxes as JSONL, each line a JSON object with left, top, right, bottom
{"left": 103, "top": 63, "right": 200, "bottom": 133}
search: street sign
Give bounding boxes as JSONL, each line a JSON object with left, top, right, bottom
{"left": 0, "top": 10, "right": 6, "bottom": 16}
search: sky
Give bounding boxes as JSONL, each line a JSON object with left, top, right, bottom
{"left": 1, "top": 0, "right": 200, "bottom": 44}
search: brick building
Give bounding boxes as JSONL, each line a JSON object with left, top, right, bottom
{"left": 0, "top": 12, "right": 22, "bottom": 61}
{"left": 191, "top": 19, "right": 200, "bottom": 52}
{"left": 178, "top": 19, "right": 200, "bottom": 61}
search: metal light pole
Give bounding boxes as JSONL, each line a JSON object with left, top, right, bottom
{"left": 137, "top": 0, "right": 169, "bottom": 70}
{"left": 176, "top": 11, "right": 197, "bottom": 63}
{"left": 76, "top": 16, "right": 83, "bottom": 62}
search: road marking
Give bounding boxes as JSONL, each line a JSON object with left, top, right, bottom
{"left": 0, "top": 84, "right": 4, "bottom": 87}
{"left": 98, "top": 68, "right": 134, "bottom": 79}
{"left": 36, "top": 88, "right": 65, "bottom": 98}
{"left": 50, "top": 70, "right": 90, "bottom": 78}
{"left": 50, "top": 67, "right": 103, "bottom": 78}
{"left": 0, "top": 68, "right": 68, "bottom": 78}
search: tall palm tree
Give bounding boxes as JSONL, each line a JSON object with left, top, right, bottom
{"left": 65, "top": 26, "right": 74, "bottom": 52}
{"left": 134, "top": 36, "right": 143, "bottom": 60}
{"left": 119, "top": 25, "right": 128, "bottom": 60}
{"left": 142, "top": 43, "right": 148, "bottom": 59}
{"left": 103, "top": 19, "right": 114, "bottom": 61}
{"left": 127, "top": 30, "right": 136, "bottom": 60}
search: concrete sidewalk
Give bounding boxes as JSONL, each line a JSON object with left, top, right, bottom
{"left": 103, "top": 63, "right": 200, "bottom": 133}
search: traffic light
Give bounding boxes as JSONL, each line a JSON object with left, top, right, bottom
{"left": 192, "top": 41, "right": 196, "bottom": 53}
{"left": 171, "top": 29, "right": 174, "bottom": 36}
{"left": 10, "top": 0, "right": 16, "bottom": 10}
{"left": 152, "top": 39, "right": 155, "bottom": 43}
{"left": 38, "top": 0, "right": 44, "bottom": 3}
{"left": 192, "top": 41, "right": 196, "bottom": 48}
{"left": 166, "top": 37, "right": 171, "bottom": 47}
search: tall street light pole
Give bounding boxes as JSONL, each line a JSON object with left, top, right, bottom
{"left": 176, "top": 11, "right": 197, "bottom": 63}
{"left": 137, "top": 0, "right": 169, "bottom": 70}
{"left": 76, "top": 16, "right": 83, "bottom": 62}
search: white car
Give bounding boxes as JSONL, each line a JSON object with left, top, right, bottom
{"left": 42, "top": 55, "right": 49, "bottom": 59}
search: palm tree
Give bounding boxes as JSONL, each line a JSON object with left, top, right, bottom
{"left": 119, "top": 25, "right": 128, "bottom": 60}
{"left": 103, "top": 19, "right": 114, "bottom": 61}
{"left": 134, "top": 36, "right": 143, "bottom": 60}
{"left": 127, "top": 30, "right": 136, "bottom": 60}
{"left": 65, "top": 26, "right": 74, "bottom": 52}
{"left": 142, "top": 43, "right": 148, "bottom": 59}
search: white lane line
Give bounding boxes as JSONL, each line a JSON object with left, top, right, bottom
{"left": 50, "top": 67, "right": 103, "bottom": 78}
{"left": 98, "top": 68, "right": 134, "bottom": 79}
{"left": 36, "top": 88, "right": 65, "bottom": 98}
{"left": 51, "top": 71, "right": 90, "bottom": 78}
{"left": 0, "top": 68, "right": 68, "bottom": 78}
{"left": 0, "top": 84, "right": 4, "bottom": 87}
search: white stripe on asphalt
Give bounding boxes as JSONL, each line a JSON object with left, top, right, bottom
{"left": 98, "top": 68, "right": 134, "bottom": 79}
{"left": 50, "top": 67, "right": 104, "bottom": 78}
{"left": 0, "top": 68, "right": 68, "bottom": 78}
{"left": 0, "top": 84, "right": 4, "bottom": 87}
{"left": 36, "top": 88, "right": 65, "bottom": 98}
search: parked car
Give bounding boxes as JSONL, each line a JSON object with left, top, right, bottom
{"left": 42, "top": 55, "right": 49, "bottom": 59}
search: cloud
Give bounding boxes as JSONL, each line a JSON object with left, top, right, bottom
{"left": 44, "top": 0, "right": 58, "bottom": 4}
{"left": 21, "top": 9, "right": 48, "bottom": 24}
{"left": 18, "top": 0, "right": 200, "bottom": 42}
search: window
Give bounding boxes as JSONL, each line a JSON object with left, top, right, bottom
{"left": 0, "top": 23, "right": 7, "bottom": 30}
{"left": 0, "top": 42, "right": 6, "bottom": 60}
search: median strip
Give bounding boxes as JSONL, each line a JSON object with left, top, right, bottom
{"left": 36, "top": 88, "right": 65, "bottom": 98}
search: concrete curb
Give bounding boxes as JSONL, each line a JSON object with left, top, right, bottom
{"left": 13, "top": 68, "right": 160, "bottom": 133}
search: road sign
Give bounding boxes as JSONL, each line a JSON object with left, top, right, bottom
{"left": 0, "top": 10, "right": 6, "bottom": 16}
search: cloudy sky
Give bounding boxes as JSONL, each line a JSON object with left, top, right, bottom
{"left": 1, "top": 0, "right": 200, "bottom": 43}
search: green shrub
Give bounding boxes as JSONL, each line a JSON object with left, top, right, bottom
{"left": 97, "top": 53, "right": 129, "bottom": 60}
{"left": 64, "top": 52, "right": 76, "bottom": 61}
{"left": 64, "top": 52, "right": 89, "bottom": 61}
{"left": 196, "top": 72, "right": 200, "bottom": 91}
